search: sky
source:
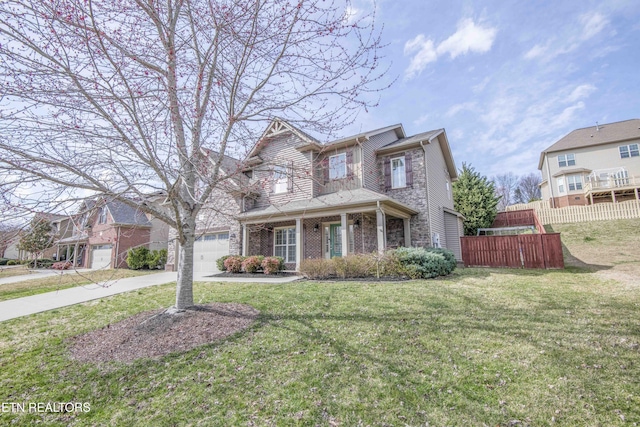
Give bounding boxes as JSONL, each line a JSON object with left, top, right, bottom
{"left": 337, "top": 0, "right": 640, "bottom": 178}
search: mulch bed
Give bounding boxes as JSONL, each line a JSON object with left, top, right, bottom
{"left": 68, "top": 303, "right": 259, "bottom": 364}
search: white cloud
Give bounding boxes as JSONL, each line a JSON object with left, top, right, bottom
{"left": 404, "top": 35, "right": 437, "bottom": 79}
{"left": 579, "top": 11, "right": 609, "bottom": 40}
{"left": 403, "top": 19, "right": 497, "bottom": 79}
{"left": 524, "top": 10, "right": 609, "bottom": 61}
{"left": 446, "top": 101, "right": 476, "bottom": 117}
{"left": 343, "top": 6, "right": 360, "bottom": 24}
{"left": 436, "top": 19, "right": 497, "bottom": 59}
{"left": 567, "top": 84, "right": 596, "bottom": 102}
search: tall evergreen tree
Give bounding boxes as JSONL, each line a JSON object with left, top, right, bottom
{"left": 18, "top": 217, "right": 53, "bottom": 264}
{"left": 453, "top": 163, "right": 500, "bottom": 236}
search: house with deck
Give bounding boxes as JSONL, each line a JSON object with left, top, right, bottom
{"left": 166, "top": 119, "right": 464, "bottom": 274}
{"left": 539, "top": 119, "right": 640, "bottom": 207}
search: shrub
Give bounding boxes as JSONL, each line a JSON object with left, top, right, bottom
{"left": 52, "top": 261, "right": 72, "bottom": 270}
{"left": 392, "top": 247, "right": 456, "bottom": 279}
{"left": 33, "top": 258, "right": 54, "bottom": 269}
{"left": 300, "top": 258, "right": 336, "bottom": 279}
{"left": 147, "top": 249, "right": 168, "bottom": 269}
{"left": 333, "top": 254, "right": 375, "bottom": 279}
{"left": 127, "top": 247, "right": 150, "bottom": 270}
{"left": 242, "top": 255, "right": 264, "bottom": 273}
{"left": 262, "top": 256, "right": 284, "bottom": 275}
{"left": 6, "top": 259, "right": 18, "bottom": 266}
{"left": 0, "top": 258, "right": 8, "bottom": 266}
{"left": 224, "top": 256, "right": 244, "bottom": 273}
{"left": 216, "top": 255, "right": 232, "bottom": 272}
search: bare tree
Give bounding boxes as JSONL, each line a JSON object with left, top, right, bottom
{"left": 0, "top": 0, "right": 388, "bottom": 310}
{"left": 515, "top": 173, "right": 542, "bottom": 204}
{"left": 492, "top": 172, "right": 519, "bottom": 211}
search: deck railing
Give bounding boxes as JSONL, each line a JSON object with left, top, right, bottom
{"left": 584, "top": 175, "right": 640, "bottom": 192}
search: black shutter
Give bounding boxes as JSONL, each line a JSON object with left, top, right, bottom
{"left": 405, "top": 153, "right": 413, "bottom": 188}
{"left": 383, "top": 157, "right": 391, "bottom": 191}
{"left": 288, "top": 160, "right": 294, "bottom": 192}
{"left": 346, "top": 150, "right": 354, "bottom": 179}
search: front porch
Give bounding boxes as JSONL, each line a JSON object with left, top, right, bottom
{"left": 237, "top": 190, "right": 419, "bottom": 270}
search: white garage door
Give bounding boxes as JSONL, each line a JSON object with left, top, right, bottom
{"left": 193, "top": 232, "right": 230, "bottom": 275}
{"left": 91, "top": 245, "right": 113, "bottom": 269}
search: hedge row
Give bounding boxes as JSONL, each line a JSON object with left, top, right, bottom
{"left": 216, "top": 255, "right": 285, "bottom": 275}
{"left": 299, "top": 248, "right": 457, "bottom": 280}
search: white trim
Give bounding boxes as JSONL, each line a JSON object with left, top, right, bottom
{"left": 273, "top": 225, "right": 296, "bottom": 263}
{"left": 391, "top": 156, "right": 406, "bottom": 189}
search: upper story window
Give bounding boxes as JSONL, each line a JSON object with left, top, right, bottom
{"left": 558, "top": 154, "right": 575, "bottom": 167}
{"left": 391, "top": 156, "right": 406, "bottom": 188}
{"left": 567, "top": 175, "right": 583, "bottom": 191}
{"left": 98, "top": 206, "right": 108, "bottom": 224}
{"left": 619, "top": 144, "right": 639, "bottom": 159}
{"left": 272, "top": 165, "right": 288, "bottom": 194}
{"left": 329, "top": 153, "right": 347, "bottom": 180}
{"left": 557, "top": 177, "right": 565, "bottom": 194}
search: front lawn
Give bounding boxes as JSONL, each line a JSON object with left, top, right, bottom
{"left": 1, "top": 268, "right": 638, "bottom": 426}
{"left": 0, "top": 269, "right": 159, "bottom": 302}
{"left": 0, "top": 265, "right": 30, "bottom": 279}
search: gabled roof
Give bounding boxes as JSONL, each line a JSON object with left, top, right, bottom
{"left": 105, "top": 200, "right": 151, "bottom": 227}
{"left": 376, "top": 129, "right": 458, "bottom": 180}
{"left": 538, "top": 119, "right": 640, "bottom": 169}
{"left": 319, "top": 123, "right": 406, "bottom": 151}
{"left": 247, "top": 118, "right": 322, "bottom": 159}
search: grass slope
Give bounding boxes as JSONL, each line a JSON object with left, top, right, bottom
{"left": 1, "top": 267, "right": 639, "bottom": 426}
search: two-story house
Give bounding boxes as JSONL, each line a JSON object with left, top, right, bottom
{"left": 539, "top": 119, "right": 640, "bottom": 207}
{"left": 57, "top": 197, "right": 169, "bottom": 269}
{"left": 166, "top": 119, "right": 464, "bottom": 274}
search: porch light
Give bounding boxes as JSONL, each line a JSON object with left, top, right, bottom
{"left": 313, "top": 224, "right": 319, "bottom": 232}
{"left": 354, "top": 219, "right": 361, "bottom": 229}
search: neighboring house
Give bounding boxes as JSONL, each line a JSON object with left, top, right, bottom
{"left": 57, "top": 197, "right": 169, "bottom": 269}
{"left": 166, "top": 119, "right": 464, "bottom": 274}
{"left": 1, "top": 232, "right": 22, "bottom": 259}
{"left": 539, "top": 119, "right": 640, "bottom": 207}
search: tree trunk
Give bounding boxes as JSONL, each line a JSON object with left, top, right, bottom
{"left": 175, "top": 222, "right": 196, "bottom": 310}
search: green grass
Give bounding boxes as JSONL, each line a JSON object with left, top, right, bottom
{"left": 0, "top": 266, "right": 30, "bottom": 279}
{"left": 0, "top": 269, "right": 158, "bottom": 302}
{"left": 1, "top": 268, "right": 639, "bottom": 426}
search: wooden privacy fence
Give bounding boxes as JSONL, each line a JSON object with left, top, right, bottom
{"left": 461, "top": 233, "right": 564, "bottom": 269}
{"left": 492, "top": 209, "right": 545, "bottom": 232}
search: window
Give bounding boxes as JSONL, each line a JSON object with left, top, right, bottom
{"left": 567, "top": 175, "right": 583, "bottom": 191}
{"left": 98, "top": 206, "right": 108, "bottom": 224}
{"left": 391, "top": 156, "right": 406, "bottom": 188}
{"left": 619, "top": 144, "right": 639, "bottom": 159}
{"left": 557, "top": 177, "right": 565, "bottom": 194}
{"left": 558, "top": 154, "right": 576, "bottom": 167}
{"left": 272, "top": 165, "right": 288, "bottom": 194}
{"left": 329, "top": 153, "right": 347, "bottom": 180}
{"left": 274, "top": 227, "right": 296, "bottom": 263}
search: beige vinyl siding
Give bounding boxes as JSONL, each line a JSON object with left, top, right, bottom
{"left": 444, "top": 211, "right": 462, "bottom": 261}
{"left": 252, "top": 132, "right": 315, "bottom": 208}
{"left": 318, "top": 146, "right": 363, "bottom": 194}
{"left": 425, "top": 134, "right": 455, "bottom": 247}
{"left": 362, "top": 130, "right": 402, "bottom": 191}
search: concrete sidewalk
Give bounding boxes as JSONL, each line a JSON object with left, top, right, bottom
{"left": 0, "top": 272, "right": 177, "bottom": 322}
{"left": 0, "top": 271, "right": 302, "bottom": 322}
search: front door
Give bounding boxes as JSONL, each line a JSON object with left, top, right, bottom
{"left": 330, "top": 224, "right": 342, "bottom": 258}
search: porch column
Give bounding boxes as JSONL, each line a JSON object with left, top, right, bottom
{"left": 242, "top": 225, "right": 248, "bottom": 256}
{"left": 376, "top": 208, "right": 385, "bottom": 255}
{"left": 73, "top": 242, "right": 79, "bottom": 267}
{"left": 634, "top": 187, "right": 639, "bottom": 201}
{"left": 589, "top": 193, "right": 594, "bottom": 205}
{"left": 611, "top": 190, "right": 616, "bottom": 203}
{"left": 340, "top": 213, "right": 348, "bottom": 257}
{"left": 403, "top": 218, "right": 412, "bottom": 247}
{"left": 66, "top": 245, "right": 70, "bottom": 261}
{"left": 295, "top": 218, "right": 302, "bottom": 271}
